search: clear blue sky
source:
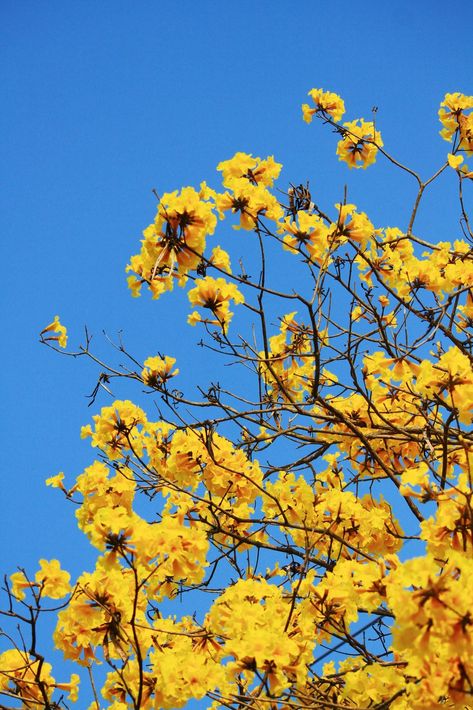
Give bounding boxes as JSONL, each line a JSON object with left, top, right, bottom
{"left": 2, "top": 0, "right": 472, "bottom": 705}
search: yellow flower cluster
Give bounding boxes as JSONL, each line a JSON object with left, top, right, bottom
{"left": 126, "top": 185, "right": 218, "bottom": 299}
{"left": 356, "top": 226, "right": 473, "bottom": 301}
{"left": 79, "top": 402, "right": 264, "bottom": 518}
{"left": 439, "top": 91, "right": 473, "bottom": 153}
{"left": 279, "top": 202, "right": 376, "bottom": 270}
{"left": 332, "top": 659, "right": 412, "bottom": 709}
{"left": 216, "top": 152, "right": 283, "bottom": 229}
{"left": 206, "top": 577, "right": 314, "bottom": 695}
{"left": 279, "top": 210, "right": 331, "bottom": 263}
{"left": 216, "top": 181, "right": 284, "bottom": 230}
{"left": 187, "top": 275, "right": 244, "bottom": 330}
{"left": 386, "top": 550, "right": 473, "bottom": 707}
{"left": 0, "top": 649, "right": 79, "bottom": 704}
{"left": 302, "top": 88, "right": 383, "bottom": 168}
{"left": 302, "top": 87, "right": 346, "bottom": 123}
{"left": 421, "top": 473, "right": 473, "bottom": 557}
{"left": 263, "top": 462, "right": 403, "bottom": 560}
{"left": 336, "top": 118, "right": 383, "bottom": 169}
{"left": 11, "top": 559, "right": 71, "bottom": 600}
{"left": 217, "top": 151, "right": 282, "bottom": 189}
{"left": 40, "top": 315, "right": 68, "bottom": 348}
{"left": 125, "top": 152, "right": 285, "bottom": 329}
{"left": 308, "top": 340, "right": 473, "bottom": 493}
{"left": 259, "top": 312, "right": 321, "bottom": 402}
{"left": 80, "top": 399, "right": 148, "bottom": 460}
{"left": 141, "top": 354, "right": 179, "bottom": 388}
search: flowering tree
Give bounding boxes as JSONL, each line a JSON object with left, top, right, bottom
{"left": 2, "top": 89, "right": 473, "bottom": 709}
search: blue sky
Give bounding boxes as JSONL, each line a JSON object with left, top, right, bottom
{"left": 2, "top": 0, "right": 472, "bottom": 705}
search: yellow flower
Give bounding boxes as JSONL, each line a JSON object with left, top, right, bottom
{"left": 187, "top": 276, "right": 244, "bottom": 330}
{"left": 336, "top": 119, "right": 383, "bottom": 169}
{"left": 81, "top": 400, "right": 147, "bottom": 460}
{"left": 217, "top": 152, "right": 282, "bottom": 189}
{"left": 10, "top": 570, "right": 32, "bottom": 600}
{"left": 448, "top": 153, "right": 464, "bottom": 169}
{"left": 0, "top": 649, "right": 55, "bottom": 704}
{"left": 439, "top": 92, "right": 473, "bottom": 147}
{"left": 209, "top": 245, "right": 231, "bottom": 273}
{"left": 40, "top": 315, "right": 68, "bottom": 348}
{"left": 45, "top": 471, "right": 66, "bottom": 491}
{"left": 126, "top": 274, "right": 142, "bottom": 298}
{"left": 126, "top": 186, "right": 217, "bottom": 299}
{"left": 351, "top": 305, "right": 364, "bottom": 321}
{"left": 216, "top": 180, "right": 283, "bottom": 230}
{"left": 11, "top": 560, "right": 71, "bottom": 601}
{"left": 302, "top": 88, "right": 345, "bottom": 123}
{"left": 187, "top": 310, "right": 202, "bottom": 326}
{"left": 141, "top": 355, "right": 179, "bottom": 387}
{"left": 35, "top": 559, "right": 72, "bottom": 599}
{"left": 54, "top": 673, "right": 80, "bottom": 702}
{"left": 198, "top": 180, "right": 217, "bottom": 201}
{"left": 458, "top": 110, "right": 473, "bottom": 154}
{"left": 278, "top": 211, "right": 330, "bottom": 263}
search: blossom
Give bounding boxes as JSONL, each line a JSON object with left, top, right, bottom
{"left": 40, "top": 315, "right": 68, "bottom": 348}
{"left": 216, "top": 180, "right": 283, "bottom": 230}
{"left": 207, "top": 577, "right": 315, "bottom": 695}
{"left": 209, "top": 245, "right": 231, "bottom": 273}
{"left": 141, "top": 354, "right": 179, "bottom": 387}
{"left": 448, "top": 153, "right": 464, "bottom": 169}
{"left": 126, "top": 186, "right": 217, "bottom": 299}
{"left": 10, "top": 570, "right": 33, "bottom": 601}
{"left": 439, "top": 92, "right": 473, "bottom": 149}
{"left": 302, "top": 87, "right": 345, "bottom": 123}
{"left": 217, "top": 152, "right": 282, "bottom": 189}
{"left": 336, "top": 119, "right": 383, "bottom": 168}
{"left": 55, "top": 673, "right": 80, "bottom": 702}
{"left": 35, "top": 559, "right": 72, "bottom": 598}
{"left": 81, "top": 400, "right": 147, "bottom": 460}
{"left": 278, "top": 210, "right": 330, "bottom": 264}
{"left": 45, "top": 471, "right": 67, "bottom": 491}
{"left": 10, "top": 560, "right": 71, "bottom": 601}
{"left": 187, "top": 276, "right": 244, "bottom": 330}
{"left": 0, "top": 649, "right": 55, "bottom": 704}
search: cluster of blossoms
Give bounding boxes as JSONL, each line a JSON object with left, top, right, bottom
{"left": 302, "top": 86, "right": 383, "bottom": 168}
{"left": 125, "top": 152, "right": 284, "bottom": 331}
{"left": 187, "top": 276, "right": 244, "bottom": 330}
{"left": 126, "top": 184, "right": 218, "bottom": 299}
{"left": 8, "top": 401, "right": 407, "bottom": 707}
{"left": 355, "top": 227, "right": 473, "bottom": 299}
{"left": 0, "top": 649, "right": 79, "bottom": 705}
{"left": 258, "top": 311, "right": 334, "bottom": 403}
{"left": 440, "top": 92, "right": 473, "bottom": 178}
{"left": 40, "top": 315, "right": 68, "bottom": 348}
{"left": 141, "top": 354, "right": 179, "bottom": 388}
{"left": 439, "top": 92, "right": 473, "bottom": 151}
{"left": 336, "top": 118, "right": 383, "bottom": 169}
{"left": 302, "top": 87, "right": 346, "bottom": 123}
{"left": 279, "top": 201, "right": 377, "bottom": 270}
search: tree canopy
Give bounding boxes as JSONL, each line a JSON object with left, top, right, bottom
{"left": 2, "top": 88, "right": 473, "bottom": 709}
